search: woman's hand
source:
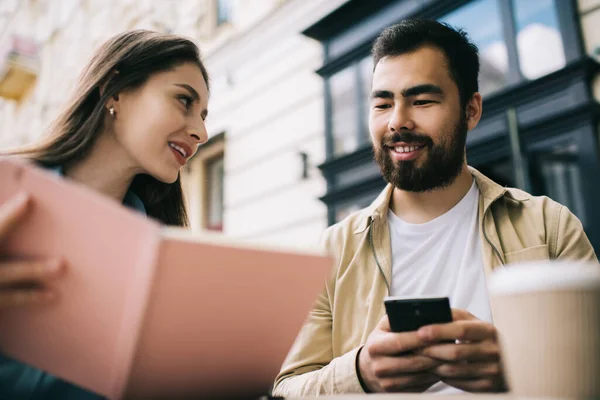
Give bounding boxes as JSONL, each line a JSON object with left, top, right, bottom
{"left": 0, "top": 193, "right": 64, "bottom": 307}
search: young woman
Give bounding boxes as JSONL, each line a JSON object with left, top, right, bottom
{"left": 0, "top": 29, "right": 210, "bottom": 399}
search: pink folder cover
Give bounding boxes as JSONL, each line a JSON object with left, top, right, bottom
{"left": 0, "top": 158, "right": 332, "bottom": 399}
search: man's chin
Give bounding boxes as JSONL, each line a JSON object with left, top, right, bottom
{"left": 392, "top": 159, "right": 424, "bottom": 169}
{"left": 385, "top": 165, "right": 447, "bottom": 192}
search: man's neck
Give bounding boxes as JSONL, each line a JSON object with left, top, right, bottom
{"left": 390, "top": 165, "right": 474, "bottom": 224}
{"left": 64, "top": 133, "right": 140, "bottom": 203}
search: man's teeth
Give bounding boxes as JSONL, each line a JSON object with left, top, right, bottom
{"left": 169, "top": 143, "right": 187, "bottom": 157}
{"left": 394, "top": 145, "right": 420, "bottom": 153}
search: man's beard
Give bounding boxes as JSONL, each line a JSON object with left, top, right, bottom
{"left": 373, "top": 114, "right": 468, "bottom": 192}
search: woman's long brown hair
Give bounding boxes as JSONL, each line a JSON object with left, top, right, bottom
{"left": 4, "top": 30, "right": 210, "bottom": 226}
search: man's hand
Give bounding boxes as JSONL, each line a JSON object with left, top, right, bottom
{"left": 357, "top": 315, "right": 441, "bottom": 392}
{"left": 415, "top": 309, "right": 507, "bottom": 392}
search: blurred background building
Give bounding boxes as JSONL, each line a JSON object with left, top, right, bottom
{"left": 1, "top": 0, "right": 599, "bottom": 252}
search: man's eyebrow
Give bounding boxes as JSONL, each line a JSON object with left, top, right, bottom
{"left": 370, "top": 90, "right": 394, "bottom": 100}
{"left": 174, "top": 83, "right": 200, "bottom": 101}
{"left": 370, "top": 85, "right": 444, "bottom": 100}
{"left": 401, "top": 84, "right": 444, "bottom": 98}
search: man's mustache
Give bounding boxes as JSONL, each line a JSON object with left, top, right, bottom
{"left": 382, "top": 132, "right": 433, "bottom": 147}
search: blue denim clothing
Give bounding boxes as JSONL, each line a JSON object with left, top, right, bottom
{"left": 0, "top": 165, "right": 146, "bottom": 399}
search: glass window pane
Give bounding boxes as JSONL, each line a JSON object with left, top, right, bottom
{"left": 532, "top": 144, "right": 585, "bottom": 222}
{"left": 359, "top": 56, "right": 374, "bottom": 144}
{"left": 329, "top": 66, "right": 359, "bottom": 156}
{"left": 206, "top": 157, "right": 224, "bottom": 231}
{"left": 217, "top": 0, "right": 231, "bottom": 25}
{"left": 513, "top": 0, "right": 565, "bottom": 80}
{"left": 441, "top": 0, "right": 508, "bottom": 97}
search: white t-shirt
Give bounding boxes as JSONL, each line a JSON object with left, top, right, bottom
{"left": 388, "top": 181, "right": 492, "bottom": 394}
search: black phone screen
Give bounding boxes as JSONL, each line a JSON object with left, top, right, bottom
{"left": 384, "top": 297, "right": 453, "bottom": 333}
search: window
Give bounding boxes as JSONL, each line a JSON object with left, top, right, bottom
{"left": 216, "top": 0, "right": 231, "bottom": 26}
{"left": 530, "top": 144, "right": 586, "bottom": 222}
{"left": 183, "top": 133, "right": 224, "bottom": 232}
{"left": 359, "top": 56, "right": 374, "bottom": 140}
{"left": 328, "top": 55, "right": 373, "bottom": 157}
{"left": 330, "top": 67, "right": 359, "bottom": 156}
{"left": 513, "top": 0, "right": 565, "bottom": 80}
{"left": 441, "top": 0, "right": 567, "bottom": 93}
{"left": 441, "top": 0, "right": 508, "bottom": 96}
{"left": 205, "top": 156, "right": 224, "bottom": 231}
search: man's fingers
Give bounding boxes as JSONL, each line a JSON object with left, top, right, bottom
{"left": 0, "top": 260, "right": 64, "bottom": 286}
{"left": 371, "top": 354, "right": 442, "bottom": 378}
{"left": 0, "top": 288, "right": 56, "bottom": 307}
{"left": 369, "top": 331, "right": 427, "bottom": 357}
{"left": 418, "top": 320, "right": 497, "bottom": 343}
{"left": 434, "top": 361, "right": 501, "bottom": 379}
{"left": 378, "top": 314, "right": 391, "bottom": 331}
{"left": 0, "top": 193, "right": 30, "bottom": 240}
{"left": 451, "top": 308, "right": 477, "bottom": 321}
{"left": 418, "top": 342, "right": 500, "bottom": 362}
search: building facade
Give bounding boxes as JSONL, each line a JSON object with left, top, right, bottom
{"left": 1, "top": 0, "right": 599, "bottom": 251}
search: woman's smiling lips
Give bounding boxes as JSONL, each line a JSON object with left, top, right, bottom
{"left": 168, "top": 140, "right": 194, "bottom": 166}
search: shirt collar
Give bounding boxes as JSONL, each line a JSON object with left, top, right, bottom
{"left": 49, "top": 165, "right": 146, "bottom": 215}
{"left": 352, "top": 166, "right": 528, "bottom": 235}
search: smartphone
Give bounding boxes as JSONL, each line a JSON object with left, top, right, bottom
{"left": 384, "top": 296, "right": 453, "bottom": 333}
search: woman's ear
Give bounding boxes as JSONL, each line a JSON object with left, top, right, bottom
{"left": 105, "top": 94, "right": 120, "bottom": 116}
{"left": 101, "top": 70, "right": 121, "bottom": 114}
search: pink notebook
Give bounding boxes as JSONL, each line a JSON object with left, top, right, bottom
{"left": 0, "top": 158, "right": 332, "bottom": 399}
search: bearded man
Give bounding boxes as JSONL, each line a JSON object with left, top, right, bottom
{"left": 273, "top": 19, "right": 597, "bottom": 397}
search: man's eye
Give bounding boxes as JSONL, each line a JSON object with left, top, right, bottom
{"left": 374, "top": 104, "right": 391, "bottom": 109}
{"left": 177, "top": 95, "right": 193, "bottom": 109}
{"left": 414, "top": 100, "right": 434, "bottom": 106}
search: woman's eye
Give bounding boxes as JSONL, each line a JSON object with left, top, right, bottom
{"left": 178, "top": 95, "right": 193, "bottom": 109}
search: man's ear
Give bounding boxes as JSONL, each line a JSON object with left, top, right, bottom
{"left": 465, "top": 92, "right": 483, "bottom": 131}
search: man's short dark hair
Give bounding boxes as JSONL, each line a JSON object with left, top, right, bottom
{"left": 372, "top": 19, "right": 480, "bottom": 109}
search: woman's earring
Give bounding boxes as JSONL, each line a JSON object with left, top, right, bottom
{"left": 109, "top": 107, "right": 116, "bottom": 118}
